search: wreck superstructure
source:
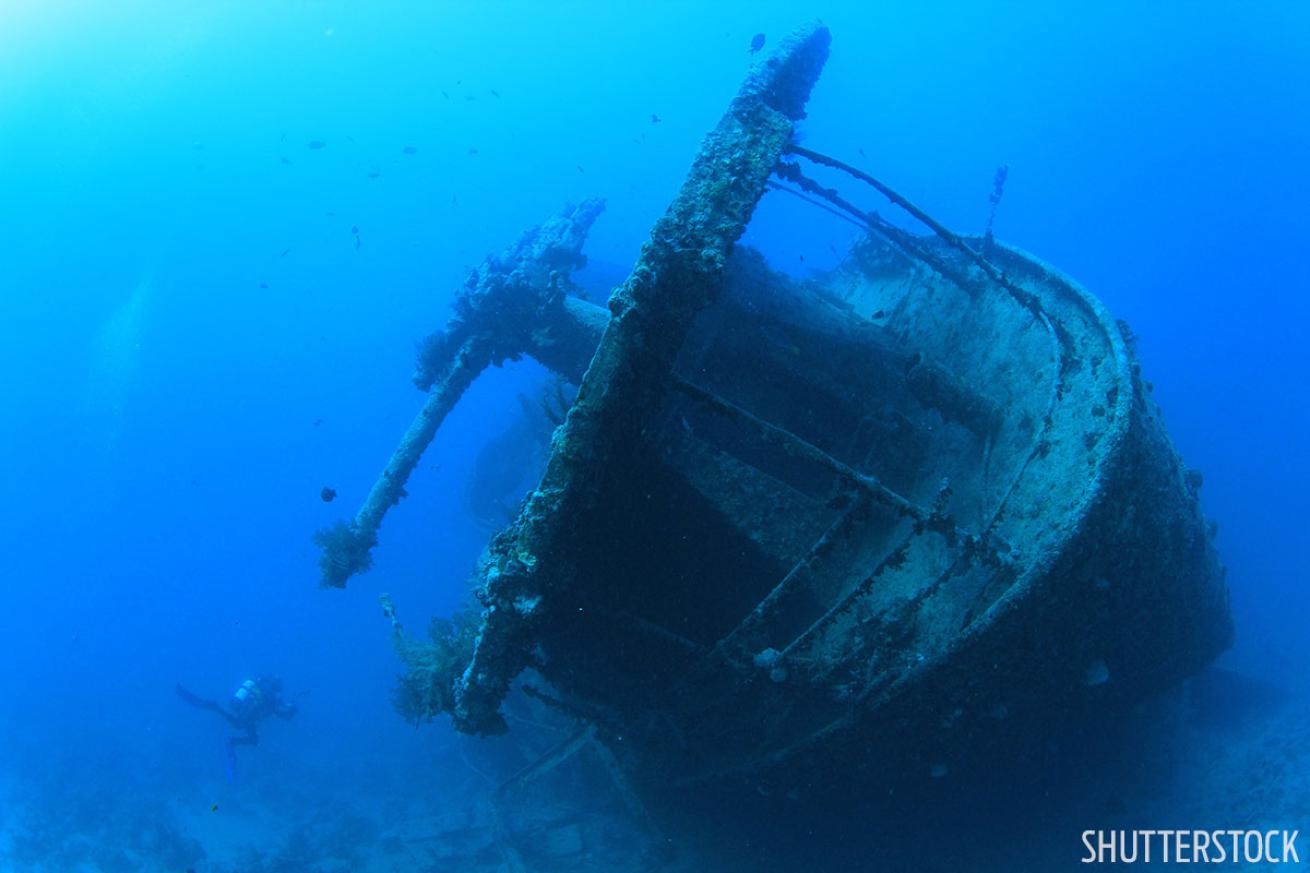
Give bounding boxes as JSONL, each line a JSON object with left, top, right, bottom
{"left": 319, "top": 21, "right": 1231, "bottom": 800}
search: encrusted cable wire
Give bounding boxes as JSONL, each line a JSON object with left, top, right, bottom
{"left": 774, "top": 147, "right": 1069, "bottom": 540}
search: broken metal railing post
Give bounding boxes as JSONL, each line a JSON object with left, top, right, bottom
{"left": 315, "top": 200, "right": 609, "bottom": 588}
{"left": 786, "top": 146, "right": 1022, "bottom": 297}
{"left": 451, "top": 22, "right": 833, "bottom": 735}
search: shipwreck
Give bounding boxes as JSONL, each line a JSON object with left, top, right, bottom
{"left": 317, "top": 20, "right": 1231, "bottom": 807}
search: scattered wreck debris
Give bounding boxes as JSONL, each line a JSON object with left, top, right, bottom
{"left": 319, "top": 19, "right": 1231, "bottom": 814}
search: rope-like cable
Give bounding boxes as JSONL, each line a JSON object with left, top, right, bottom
{"left": 784, "top": 145, "right": 1048, "bottom": 318}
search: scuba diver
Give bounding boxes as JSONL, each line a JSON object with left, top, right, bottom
{"left": 176, "top": 676, "right": 298, "bottom": 782}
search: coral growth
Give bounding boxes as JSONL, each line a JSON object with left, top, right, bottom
{"left": 412, "top": 199, "right": 605, "bottom": 391}
{"left": 389, "top": 602, "right": 482, "bottom": 725}
{"left": 312, "top": 521, "right": 376, "bottom": 588}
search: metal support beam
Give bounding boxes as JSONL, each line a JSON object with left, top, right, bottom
{"left": 452, "top": 22, "right": 834, "bottom": 736}
{"left": 314, "top": 201, "right": 608, "bottom": 587}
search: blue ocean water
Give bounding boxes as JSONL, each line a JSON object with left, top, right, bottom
{"left": 1, "top": 3, "right": 1307, "bottom": 870}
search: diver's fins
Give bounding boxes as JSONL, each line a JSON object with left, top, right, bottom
{"left": 223, "top": 744, "right": 238, "bottom": 785}
{"left": 177, "top": 684, "right": 245, "bottom": 729}
{"left": 175, "top": 684, "right": 217, "bottom": 710}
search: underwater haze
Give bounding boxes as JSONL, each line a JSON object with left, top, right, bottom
{"left": 1, "top": 2, "right": 1308, "bottom": 871}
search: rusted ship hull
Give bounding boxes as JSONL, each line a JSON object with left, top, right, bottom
{"left": 321, "top": 20, "right": 1231, "bottom": 805}
{"left": 466, "top": 236, "right": 1232, "bottom": 797}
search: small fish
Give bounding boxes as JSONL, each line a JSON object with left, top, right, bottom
{"left": 320, "top": 486, "right": 337, "bottom": 503}
{"left": 490, "top": 89, "right": 500, "bottom": 98}
{"left": 279, "top": 156, "right": 293, "bottom": 166}
{"left": 464, "top": 95, "right": 475, "bottom": 102}
{"left": 280, "top": 247, "right": 291, "bottom": 257}
{"left": 467, "top": 147, "right": 479, "bottom": 156}
{"left": 367, "top": 171, "right": 380, "bottom": 179}
{"left": 351, "top": 224, "right": 359, "bottom": 234}
{"left": 650, "top": 113, "right": 661, "bottom": 124}
{"left": 858, "top": 147, "right": 867, "bottom": 158}
{"left": 210, "top": 803, "right": 219, "bottom": 812}
{"left": 312, "top": 418, "right": 324, "bottom": 427}
{"left": 402, "top": 145, "right": 417, "bottom": 155}
{"left": 451, "top": 194, "right": 459, "bottom": 206}
{"left": 749, "top": 33, "right": 766, "bottom": 54}
{"left": 307, "top": 140, "right": 326, "bottom": 150}
{"left": 576, "top": 165, "right": 585, "bottom": 173}
{"left": 259, "top": 281, "right": 269, "bottom": 289}
{"left": 441, "top": 90, "right": 450, "bottom": 99}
